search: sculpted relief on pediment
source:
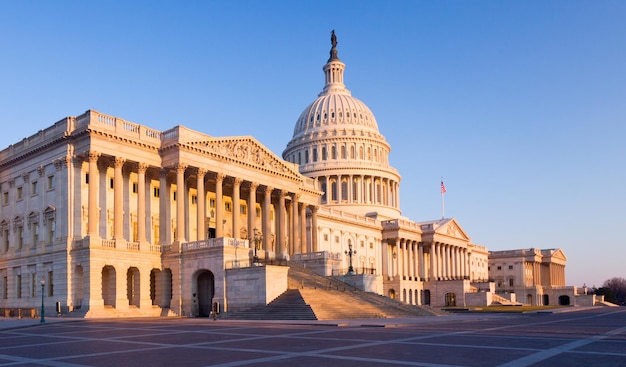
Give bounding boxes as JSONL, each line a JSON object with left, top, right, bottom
{"left": 189, "top": 138, "right": 298, "bottom": 176}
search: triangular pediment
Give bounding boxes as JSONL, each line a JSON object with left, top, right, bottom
{"left": 185, "top": 136, "right": 302, "bottom": 179}
{"left": 543, "top": 248, "right": 567, "bottom": 261}
{"left": 419, "top": 218, "right": 471, "bottom": 242}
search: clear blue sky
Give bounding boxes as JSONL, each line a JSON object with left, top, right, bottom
{"left": 1, "top": 1, "right": 624, "bottom": 288}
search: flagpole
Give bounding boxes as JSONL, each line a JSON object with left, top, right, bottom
{"left": 440, "top": 178, "right": 445, "bottom": 220}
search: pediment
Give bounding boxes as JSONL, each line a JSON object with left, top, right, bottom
{"left": 437, "top": 219, "right": 471, "bottom": 241}
{"left": 544, "top": 248, "right": 567, "bottom": 261}
{"left": 185, "top": 137, "right": 301, "bottom": 178}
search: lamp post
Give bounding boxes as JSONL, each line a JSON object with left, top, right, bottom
{"left": 252, "top": 228, "right": 262, "bottom": 264}
{"left": 40, "top": 277, "right": 45, "bottom": 323}
{"left": 345, "top": 243, "right": 356, "bottom": 274}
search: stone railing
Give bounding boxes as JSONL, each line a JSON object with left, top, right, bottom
{"left": 182, "top": 237, "right": 250, "bottom": 252}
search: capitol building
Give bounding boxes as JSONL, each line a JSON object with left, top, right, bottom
{"left": 0, "top": 33, "right": 577, "bottom": 318}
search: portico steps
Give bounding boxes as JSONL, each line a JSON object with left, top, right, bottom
{"left": 224, "top": 263, "right": 446, "bottom": 320}
{"left": 490, "top": 293, "right": 522, "bottom": 306}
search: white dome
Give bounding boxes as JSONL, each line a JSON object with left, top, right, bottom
{"left": 283, "top": 31, "right": 401, "bottom": 220}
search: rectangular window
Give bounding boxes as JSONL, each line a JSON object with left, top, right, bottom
{"left": 47, "top": 220, "right": 55, "bottom": 244}
{"left": 153, "top": 187, "right": 160, "bottom": 198}
{"left": 324, "top": 234, "right": 329, "bottom": 241}
{"left": 85, "top": 173, "right": 89, "bottom": 184}
{"left": 17, "top": 226, "right": 23, "bottom": 249}
{"left": 509, "top": 278, "right": 514, "bottom": 287}
{"left": 2, "top": 229, "right": 8, "bottom": 252}
{"left": 109, "top": 178, "right": 114, "bottom": 189}
{"left": 173, "top": 191, "right": 176, "bottom": 201}
{"left": 132, "top": 182, "right": 138, "bottom": 194}
{"left": 209, "top": 199, "right": 215, "bottom": 208}
{"left": 335, "top": 236, "right": 339, "bottom": 244}
{"left": 360, "top": 240, "right": 365, "bottom": 248}
{"left": 225, "top": 202, "right": 231, "bottom": 212}
{"left": 32, "top": 225, "right": 38, "bottom": 247}
{"left": 2, "top": 276, "right": 6, "bottom": 299}
{"left": 31, "top": 181, "right": 38, "bottom": 195}
{"left": 497, "top": 266, "right": 502, "bottom": 270}
{"left": 240, "top": 205, "right": 246, "bottom": 215}
{"left": 31, "top": 273, "right": 36, "bottom": 298}
{"left": 16, "top": 274, "right": 21, "bottom": 299}
{"left": 255, "top": 208, "right": 261, "bottom": 217}
{"left": 191, "top": 195, "right": 197, "bottom": 205}
{"left": 16, "top": 187, "right": 23, "bottom": 200}
{"left": 47, "top": 175, "right": 54, "bottom": 190}
{"left": 47, "top": 271, "right": 53, "bottom": 296}
{"left": 508, "top": 265, "right": 513, "bottom": 270}
{"left": 2, "top": 192, "right": 7, "bottom": 205}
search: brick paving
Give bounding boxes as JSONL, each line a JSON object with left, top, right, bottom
{"left": 0, "top": 307, "right": 623, "bottom": 366}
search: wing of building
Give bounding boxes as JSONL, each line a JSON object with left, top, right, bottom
{"left": 0, "top": 32, "right": 578, "bottom": 318}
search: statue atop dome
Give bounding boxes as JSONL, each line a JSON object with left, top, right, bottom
{"left": 329, "top": 29, "right": 339, "bottom": 62}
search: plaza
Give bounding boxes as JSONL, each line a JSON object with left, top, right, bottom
{"left": 0, "top": 307, "right": 624, "bottom": 366}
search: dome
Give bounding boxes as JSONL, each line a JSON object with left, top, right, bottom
{"left": 283, "top": 31, "right": 401, "bottom": 220}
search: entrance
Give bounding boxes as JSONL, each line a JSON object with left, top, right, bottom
{"left": 196, "top": 270, "right": 215, "bottom": 317}
{"left": 558, "top": 295, "right": 570, "bottom": 306}
{"left": 445, "top": 292, "right": 456, "bottom": 307}
{"left": 422, "top": 290, "right": 431, "bottom": 305}
{"left": 542, "top": 294, "right": 550, "bottom": 306}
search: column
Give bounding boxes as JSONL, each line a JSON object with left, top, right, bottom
{"left": 196, "top": 168, "right": 206, "bottom": 241}
{"left": 262, "top": 186, "right": 273, "bottom": 252}
{"left": 175, "top": 163, "right": 187, "bottom": 243}
{"left": 159, "top": 169, "right": 169, "bottom": 245}
{"left": 311, "top": 206, "right": 318, "bottom": 252}
{"left": 137, "top": 163, "right": 148, "bottom": 243}
{"left": 292, "top": 194, "right": 300, "bottom": 254}
{"left": 232, "top": 178, "right": 242, "bottom": 240}
{"left": 429, "top": 243, "right": 436, "bottom": 281}
{"left": 337, "top": 175, "right": 342, "bottom": 202}
{"left": 87, "top": 152, "right": 100, "bottom": 236}
{"left": 299, "top": 202, "right": 306, "bottom": 253}
{"left": 278, "top": 190, "right": 286, "bottom": 257}
{"left": 247, "top": 182, "right": 258, "bottom": 240}
{"left": 215, "top": 174, "right": 224, "bottom": 238}
{"left": 113, "top": 157, "right": 125, "bottom": 240}
{"left": 419, "top": 243, "right": 425, "bottom": 280}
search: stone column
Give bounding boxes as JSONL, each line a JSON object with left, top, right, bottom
{"left": 262, "top": 186, "right": 273, "bottom": 252}
{"left": 175, "top": 164, "right": 187, "bottom": 243}
{"left": 87, "top": 152, "right": 100, "bottom": 236}
{"left": 247, "top": 182, "right": 258, "bottom": 239}
{"left": 215, "top": 174, "right": 224, "bottom": 238}
{"left": 277, "top": 190, "right": 286, "bottom": 257}
{"left": 232, "top": 178, "right": 242, "bottom": 240}
{"left": 196, "top": 168, "right": 206, "bottom": 241}
{"left": 311, "top": 206, "right": 318, "bottom": 252}
{"left": 113, "top": 157, "right": 125, "bottom": 240}
{"left": 299, "top": 202, "right": 306, "bottom": 253}
{"left": 158, "top": 169, "right": 169, "bottom": 245}
{"left": 292, "top": 194, "right": 300, "bottom": 254}
{"left": 419, "top": 242, "right": 425, "bottom": 280}
{"left": 137, "top": 163, "right": 148, "bottom": 243}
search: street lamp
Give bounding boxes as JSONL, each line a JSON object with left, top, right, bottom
{"left": 40, "top": 277, "right": 45, "bottom": 323}
{"left": 345, "top": 243, "right": 356, "bottom": 274}
{"left": 252, "top": 228, "right": 262, "bottom": 264}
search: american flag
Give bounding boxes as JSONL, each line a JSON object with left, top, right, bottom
{"left": 441, "top": 181, "right": 446, "bottom": 194}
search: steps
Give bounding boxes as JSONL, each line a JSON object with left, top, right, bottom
{"left": 224, "top": 262, "right": 447, "bottom": 320}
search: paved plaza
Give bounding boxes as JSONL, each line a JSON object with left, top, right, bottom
{"left": 0, "top": 307, "right": 624, "bottom": 367}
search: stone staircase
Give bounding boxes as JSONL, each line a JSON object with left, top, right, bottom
{"left": 224, "top": 262, "right": 446, "bottom": 320}
{"left": 490, "top": 293, "right": 522, "bottom": 306}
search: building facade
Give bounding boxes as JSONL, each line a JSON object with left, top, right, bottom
{"left": 0, "top": 33, "right": 571, "bottom": 317}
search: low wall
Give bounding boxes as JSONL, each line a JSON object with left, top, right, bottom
{"left": 225, "top": 265, "right": 288, "bottom": 312}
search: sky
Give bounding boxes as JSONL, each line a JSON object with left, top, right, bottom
{"left": 0, "top": 1, "right": 624, "bottom": 288}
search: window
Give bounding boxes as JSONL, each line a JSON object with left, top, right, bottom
{"left": 31, "top": 273, "right": 37, "bottom": 297}
{"left": 240, "top": 205, "right": 246, "bottom": 215}
{"left": 509, "top": 278, "right": 514, "bottom": 287}
{"left": 335, "top": 236, "right": 339, "bottom": 244}
{"left": 1, "top": 276, "right": 6, "bottom": 299}
{"left": 153, "top": 187, "right": 160, "bottom": 198}
{"left": 2, "top": 229, "right": 8, "bottom": 252}
{"left": 109, "top": 178, "right": 114, "bottom": 189}
{"left": 225, "top": 202, "right": 231, "bottom": 212}
{"left": 2, "top": 192, "right": 7, "bottom": 205}
{"left": 360, "top": 240, "right": 365, "bottom": 248}
{"left": 16, "top": 187, "right": 23, "bottom": 200}
{"left": 16, "top": 274, "right": 22, "bottom": 299}
{"left": 31, "top": 181, "right": 38, "bottom": 195}
{"left": 47, "top": 271, "right": 53, "bottom": 296}
{"left": 32, "top": 225, "right": 38, "bottom": 247}
{"left": 17, "top": 226, "right": 23, "bottom": 249}
{"left": 209, "top": 199, "right": 215, "bottom": 208}
{"left": 256, "top": 208, "right": 261, "bottom": 217}
{"left": 85, "top": 173, "right": 89, "bottom": 184}
{"left": 508, "top": 265, "right": 513, "bottom": 270}
{"left": 312, "top": 148, "right": 317, "bottom": 162}
{"left": 497, "top": 266, "right": 502, "bottom": 270}
{"left": 132, "top": 182, "right": 138, "bottom": 194}
{"left": 47, "top": 175, "right": 54, "bottom": 190}
{"left": 323, "top": 234, "right": 328, "bottom": 241}
{"left": 369, "top": 242, "right": 374, "bottom": 249}
{"left": 172, "top": 191, "right": 176, "bottom": 201}
{"left": 191, "top": 195, "right": 197, "bottom": 205}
